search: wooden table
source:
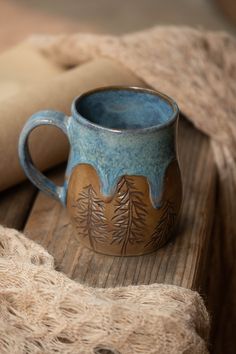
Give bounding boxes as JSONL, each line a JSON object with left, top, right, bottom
{"left": 0, "top": 116, "right": 216, "bottom": 292}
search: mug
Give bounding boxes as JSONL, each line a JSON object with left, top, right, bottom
{"left": 19, "top": 86, "right": 182, "bottom": 256}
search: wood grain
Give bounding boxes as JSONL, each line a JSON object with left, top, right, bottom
{"left": 205, "top": 143, "right": 236, "bottom": 354}
{"left": 0, "top": 181, "right": 36, "bottom": 230}
{"left": 24, "top": 117, "right": 217, "bottom": 290}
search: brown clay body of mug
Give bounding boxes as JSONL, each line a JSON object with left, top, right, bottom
{"left": 67, "top": 161, "right": 182, "bottom": 256}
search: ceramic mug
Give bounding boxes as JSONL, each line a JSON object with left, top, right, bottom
{"left": 19, "top": 86, "right": 182, "bottom": 256}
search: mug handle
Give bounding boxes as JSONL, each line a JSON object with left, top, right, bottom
{"left": 18, "top": 110, "right": 70, "bottom": 205}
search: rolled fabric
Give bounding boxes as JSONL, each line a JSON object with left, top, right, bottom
{"left": 0, "top": 42, "right": 63, "bottom": 100}
{"left": 0, "top": 55, "right": 144, "bottom": 192}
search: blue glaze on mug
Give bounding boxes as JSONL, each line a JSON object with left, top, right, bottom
{"left": 18, "top": 87, "right": 179, "bottom": 208}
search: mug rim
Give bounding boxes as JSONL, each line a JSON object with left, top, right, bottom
{"left": 71, "top": 86, "right": 179, "bottom": 134}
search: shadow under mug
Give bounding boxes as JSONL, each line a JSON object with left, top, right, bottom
{"left": 19, "top": 86, "right": 182, "bottom": 256}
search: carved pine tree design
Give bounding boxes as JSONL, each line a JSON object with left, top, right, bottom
{"left": 146, "top": 200, "right": 176, "bottom": 249}
{"left": 73, "top": 184, "right": 108, "bottom": 249}
{"left": 111, "top": 176, "right": 147, "bottom": 255}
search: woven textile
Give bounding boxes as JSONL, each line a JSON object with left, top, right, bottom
{"left": 0, "top": 226, "right": 209, "bottom": 354}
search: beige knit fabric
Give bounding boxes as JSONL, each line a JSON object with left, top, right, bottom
{"left": 32, "top": 27, "right": 236, "bottom": 353}
{"left": 0, "top": 226, "right": 209, "bottom": 354}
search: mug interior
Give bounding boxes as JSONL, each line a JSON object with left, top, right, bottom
{"left": 75, "top": 87, "right": 176, "bottom": 130}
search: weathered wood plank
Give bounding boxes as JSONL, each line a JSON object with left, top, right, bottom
{"left": 0, "top": 181, "right": 36, "bottom": 230}
{"left": 24, "top": 117, "right": 217, "bottom": 290}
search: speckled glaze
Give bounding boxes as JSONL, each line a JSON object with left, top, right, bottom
{"left": 19, "top": 86, "right": 182, "bottom": 256}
